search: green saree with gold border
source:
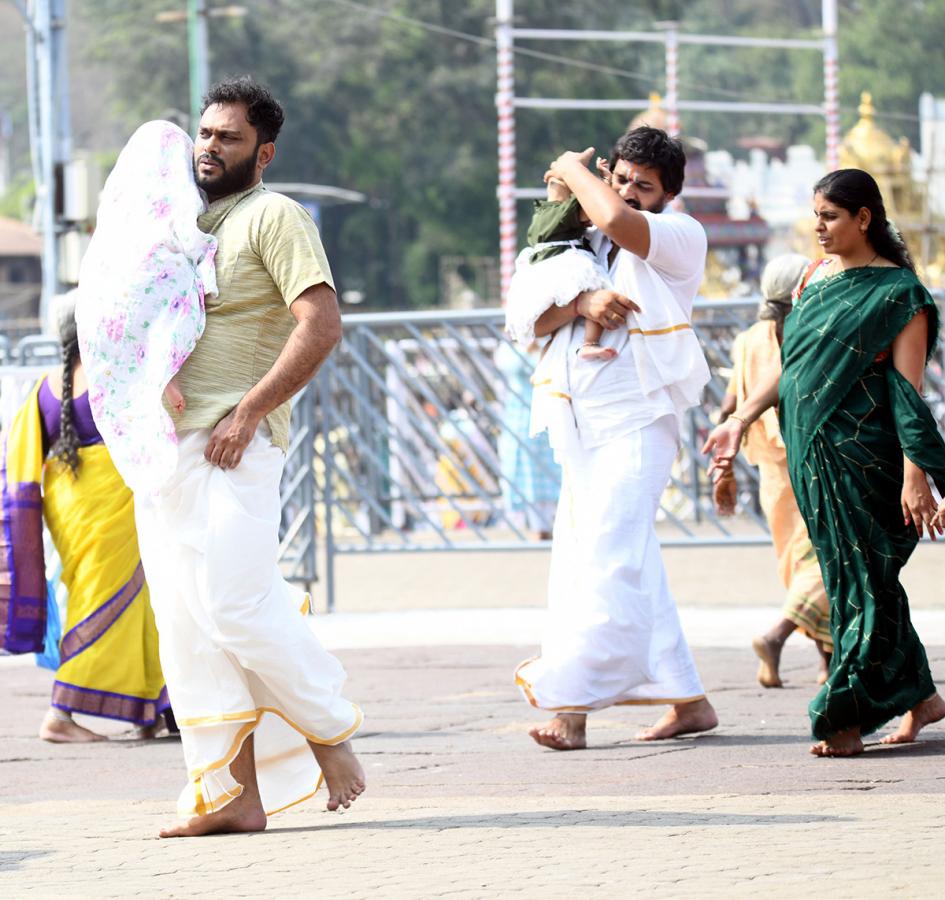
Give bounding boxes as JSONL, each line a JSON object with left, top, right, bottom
{"left": 780, "top": 265, "right": 945, "bottom": 740}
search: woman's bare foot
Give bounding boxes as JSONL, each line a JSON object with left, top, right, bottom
{"left": 578, "top": 343, "right": 617, "bottom": 362}
{"left": 752, "top": 635, "right": 784, "bottom": 688}
{"left": 39, "top": 710, "right": 107, "bottom": 743}
{"left": 635, "top": 698, "right": 718, "bottom": 741}
{"left": 810, "top": 727, "right": 864, "bottom": 757}
{"left": 160, "top": 736, "right": 266, "bottom": 837}
{"left": 528, "top": 713, "right": 587, "bottom": 750}
{"left": 816, "top": 642, "right": 831, "bottom": 685}
{"left": 164, "top": 379, "right": 186, "bottom": 414}
{"left": 880, "top": 693, "right": 945, "bottom": 745}
{"left": 310, "top": 741, "right": 366, "bottom": 811}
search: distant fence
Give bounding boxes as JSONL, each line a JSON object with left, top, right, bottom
{"left": 5, "top": 295, "right": 945, "bottom": 612}
{"left": 311, "top": 303, "right": 767, "bottom": 610}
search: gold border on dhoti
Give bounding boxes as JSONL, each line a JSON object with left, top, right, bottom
{"left": 181, "top": 703, "right": 364, "bottom": 818}
{"left": 514, "top": 657, "right": 705, "bottom": 711}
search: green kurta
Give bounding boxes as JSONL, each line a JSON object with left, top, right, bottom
{"left": 780, "top": 265, "right": 945, "bottom": 740}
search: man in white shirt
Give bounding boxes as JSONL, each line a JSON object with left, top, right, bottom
{"left": 513, "top": 127, "right": 719, "bottom": 750}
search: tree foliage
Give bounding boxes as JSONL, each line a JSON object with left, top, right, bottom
{"left": 58, "top": 0, "right": 945, "bottom": 308}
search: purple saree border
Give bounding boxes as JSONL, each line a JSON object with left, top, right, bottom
{"left": 59, "top": 563, "right": 146, "bottom": 664}
{"left": 52, "top": 681, "right": 171, "bottom": 726}
{"left": 0, "top": 439, "right": 47, "bottom": 654}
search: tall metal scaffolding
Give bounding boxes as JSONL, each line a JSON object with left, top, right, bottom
{"left": 495, "top": 0, "right": 841, "bottom": 301}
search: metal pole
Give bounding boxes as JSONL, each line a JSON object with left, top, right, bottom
{"left": 51, "top": 0, "right": 70, "bottom": 170}
{"left": 822, "top": 0, "right": 840, "bottom": 170}
{"left": 318, "top": 364, "right": 337, "bottom": 613}
{"left": 495, "top": 0, "right": 516, "bottom": 304}
{"left": 662, "top": 22, "right": 680, "bottom": 137}
{"left": 34, "top": 0, "right": 61, "bottom": 330}
{"left": 302, "top": 383, "right": 318, "bottom": 591}
{"left": 187, "top": 0, "right": 210, "bottom": 131}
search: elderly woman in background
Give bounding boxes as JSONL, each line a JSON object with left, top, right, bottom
{"left": 0, "top": 295, "right": 169, "bottom": 742}
{"left": 714, "top": 254, "right": 832, "bottom": 688}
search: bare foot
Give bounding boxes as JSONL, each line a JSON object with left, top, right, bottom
{"left": 752, "top": 635, "right": 784, "bottom": 688}
{"left": 39, "top": 710, "right": 107, "bottom": 743}
{"left": 164, "top": 379, "right": 186, "bottom": 414}
{"left": 880, "top": 693, "right": 945, "bottom": 745}
{"left": 816, "top": 644, "right": 831, "bottom": 685}
{"left": 578, "top": 344, "right": 617, "bottom": 362}
{"left": 810, "top": 727, "right": 864, "bottom": 757}
{"left": 528, "top": 713, "right": 587, "bottom": 750}
{"left": 310, "top": 741, "right": 366, "bottom": 811}
{"left": 635, "top": 698, "right": 718, "bottom": 741}
{"left": 159, "top": 791, "right": 267, "bottom": 838}
{"left": 161, "top": 732, "right": 266, "bottom": 837}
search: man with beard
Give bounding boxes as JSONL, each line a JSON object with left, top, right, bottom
{"left": 133, "top": 76, "right": 365, "bottom": 837}
{"left": 509, "top": 127, "right": 719, "bottom": 749}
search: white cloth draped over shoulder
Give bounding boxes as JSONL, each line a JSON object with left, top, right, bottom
{"left": 76, "top": 120, "right": 218, "bottom": 495}
{"left": 504, "top": 211, "right": 710, "bottom": 459}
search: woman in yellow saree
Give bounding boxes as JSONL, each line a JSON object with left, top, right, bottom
{"left": 0, "top": 302, "right": 168, "bottom": 742}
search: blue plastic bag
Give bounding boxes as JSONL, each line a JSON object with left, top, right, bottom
{"left": 34, "top": 580, "right": 61, "bottom": 671}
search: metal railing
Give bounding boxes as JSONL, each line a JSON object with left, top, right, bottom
{"left": 310, "top": 298, "right": 945, "bottom": 609}
{"left": 6, "top": 295, "right": 945, "bottom": 612}
{"left": 312, "top": 301, "right": 748, "bottom": 609}
{"left": 0, "top": 347, "right": 319, "bottom": 593}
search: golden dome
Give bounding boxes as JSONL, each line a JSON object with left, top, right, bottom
{"left": 631, "top": 92, "right": 669, "bottom": 132}
{"left": 839, "top": 92, "right": 905, "bottom": 173}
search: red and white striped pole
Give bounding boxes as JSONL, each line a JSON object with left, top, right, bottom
{"left": 496, "top": 0, "right": 516, "bottom": 304}
{"left": 663, "top": 23, "right": 680, "bottom": 137}
{"left": 822, "top": 0, "right": 840, "bottom": 171}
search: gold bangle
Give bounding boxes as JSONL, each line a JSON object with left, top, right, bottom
{"left": 728, "top": 413, "right": 749, "bottom": 427}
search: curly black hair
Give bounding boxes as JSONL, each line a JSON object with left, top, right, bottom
{"left": 813, "top": 168, "right": 916, "bottom": 273}
{"left": 202, "top": 76, "right": 285, "bottom": 145}
{"left": 609, "top": 126, "right": 686, "bottom": 197}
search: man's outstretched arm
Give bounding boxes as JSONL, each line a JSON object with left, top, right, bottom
{"left": 205, "top": 281, "right": 341, "bottom": 469}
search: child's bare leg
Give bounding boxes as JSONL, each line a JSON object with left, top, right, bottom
{"left": 164, "top": 376, "right": 186, "bottom": 414}
{"left": 579, "top": 320, "right": 617, "bottom": 361}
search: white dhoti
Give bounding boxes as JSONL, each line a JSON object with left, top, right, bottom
{"left": 135, "top": 428, "right": 362, "bottom": 818}
{"left": 515, "top": 415, "right": 704, "bottom": 711}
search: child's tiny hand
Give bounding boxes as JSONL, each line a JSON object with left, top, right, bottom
{"left": 595, "top": 156, "right": 612, "bottom": 185}
{"left": 164, "top": 380, "right": 186, "bottom": 414}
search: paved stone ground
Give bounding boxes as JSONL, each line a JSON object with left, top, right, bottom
{"left": 324, "top": 541, "right": 945, "bottom": 613}
{"left": 3, "top": 640, "right": 945, "bottom": 897}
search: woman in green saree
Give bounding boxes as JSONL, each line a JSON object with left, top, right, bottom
{"left": 704, "top": 168, "right": 945, "bottom": 757}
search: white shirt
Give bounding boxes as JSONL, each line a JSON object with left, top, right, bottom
{"left": 565, "top": 208, "right": 707, "bottom": 448}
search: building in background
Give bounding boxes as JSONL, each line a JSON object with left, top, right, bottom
{"left": 0, "top": 216, "right": 42, "bottom": 339}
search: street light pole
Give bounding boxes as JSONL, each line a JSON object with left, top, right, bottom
{"left": 17, "top": 0, "right": 71, "bottom": 329}
{"left": 187, "top": 0, "right": 209, "bottom": 130}
{"left": 157, "top": 4, "right": 246, "bottom": 134}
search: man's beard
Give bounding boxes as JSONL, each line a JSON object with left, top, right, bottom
{"left": 194, "top": 147, "right": 259, "bottom": 198}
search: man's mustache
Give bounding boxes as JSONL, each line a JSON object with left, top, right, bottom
{"left": 625, "top": 199, "right": 641, "bottom": 210}
{"left": 197, "top": 152, "right": 225, "bottom": 170}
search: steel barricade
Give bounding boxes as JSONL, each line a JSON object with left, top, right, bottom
{"left": 311, "top": 301, "right": 795, "bottom": 611}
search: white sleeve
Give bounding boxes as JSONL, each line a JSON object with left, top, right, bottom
{"left": 641, "top": 211, "right": 707, "bottom": 282}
